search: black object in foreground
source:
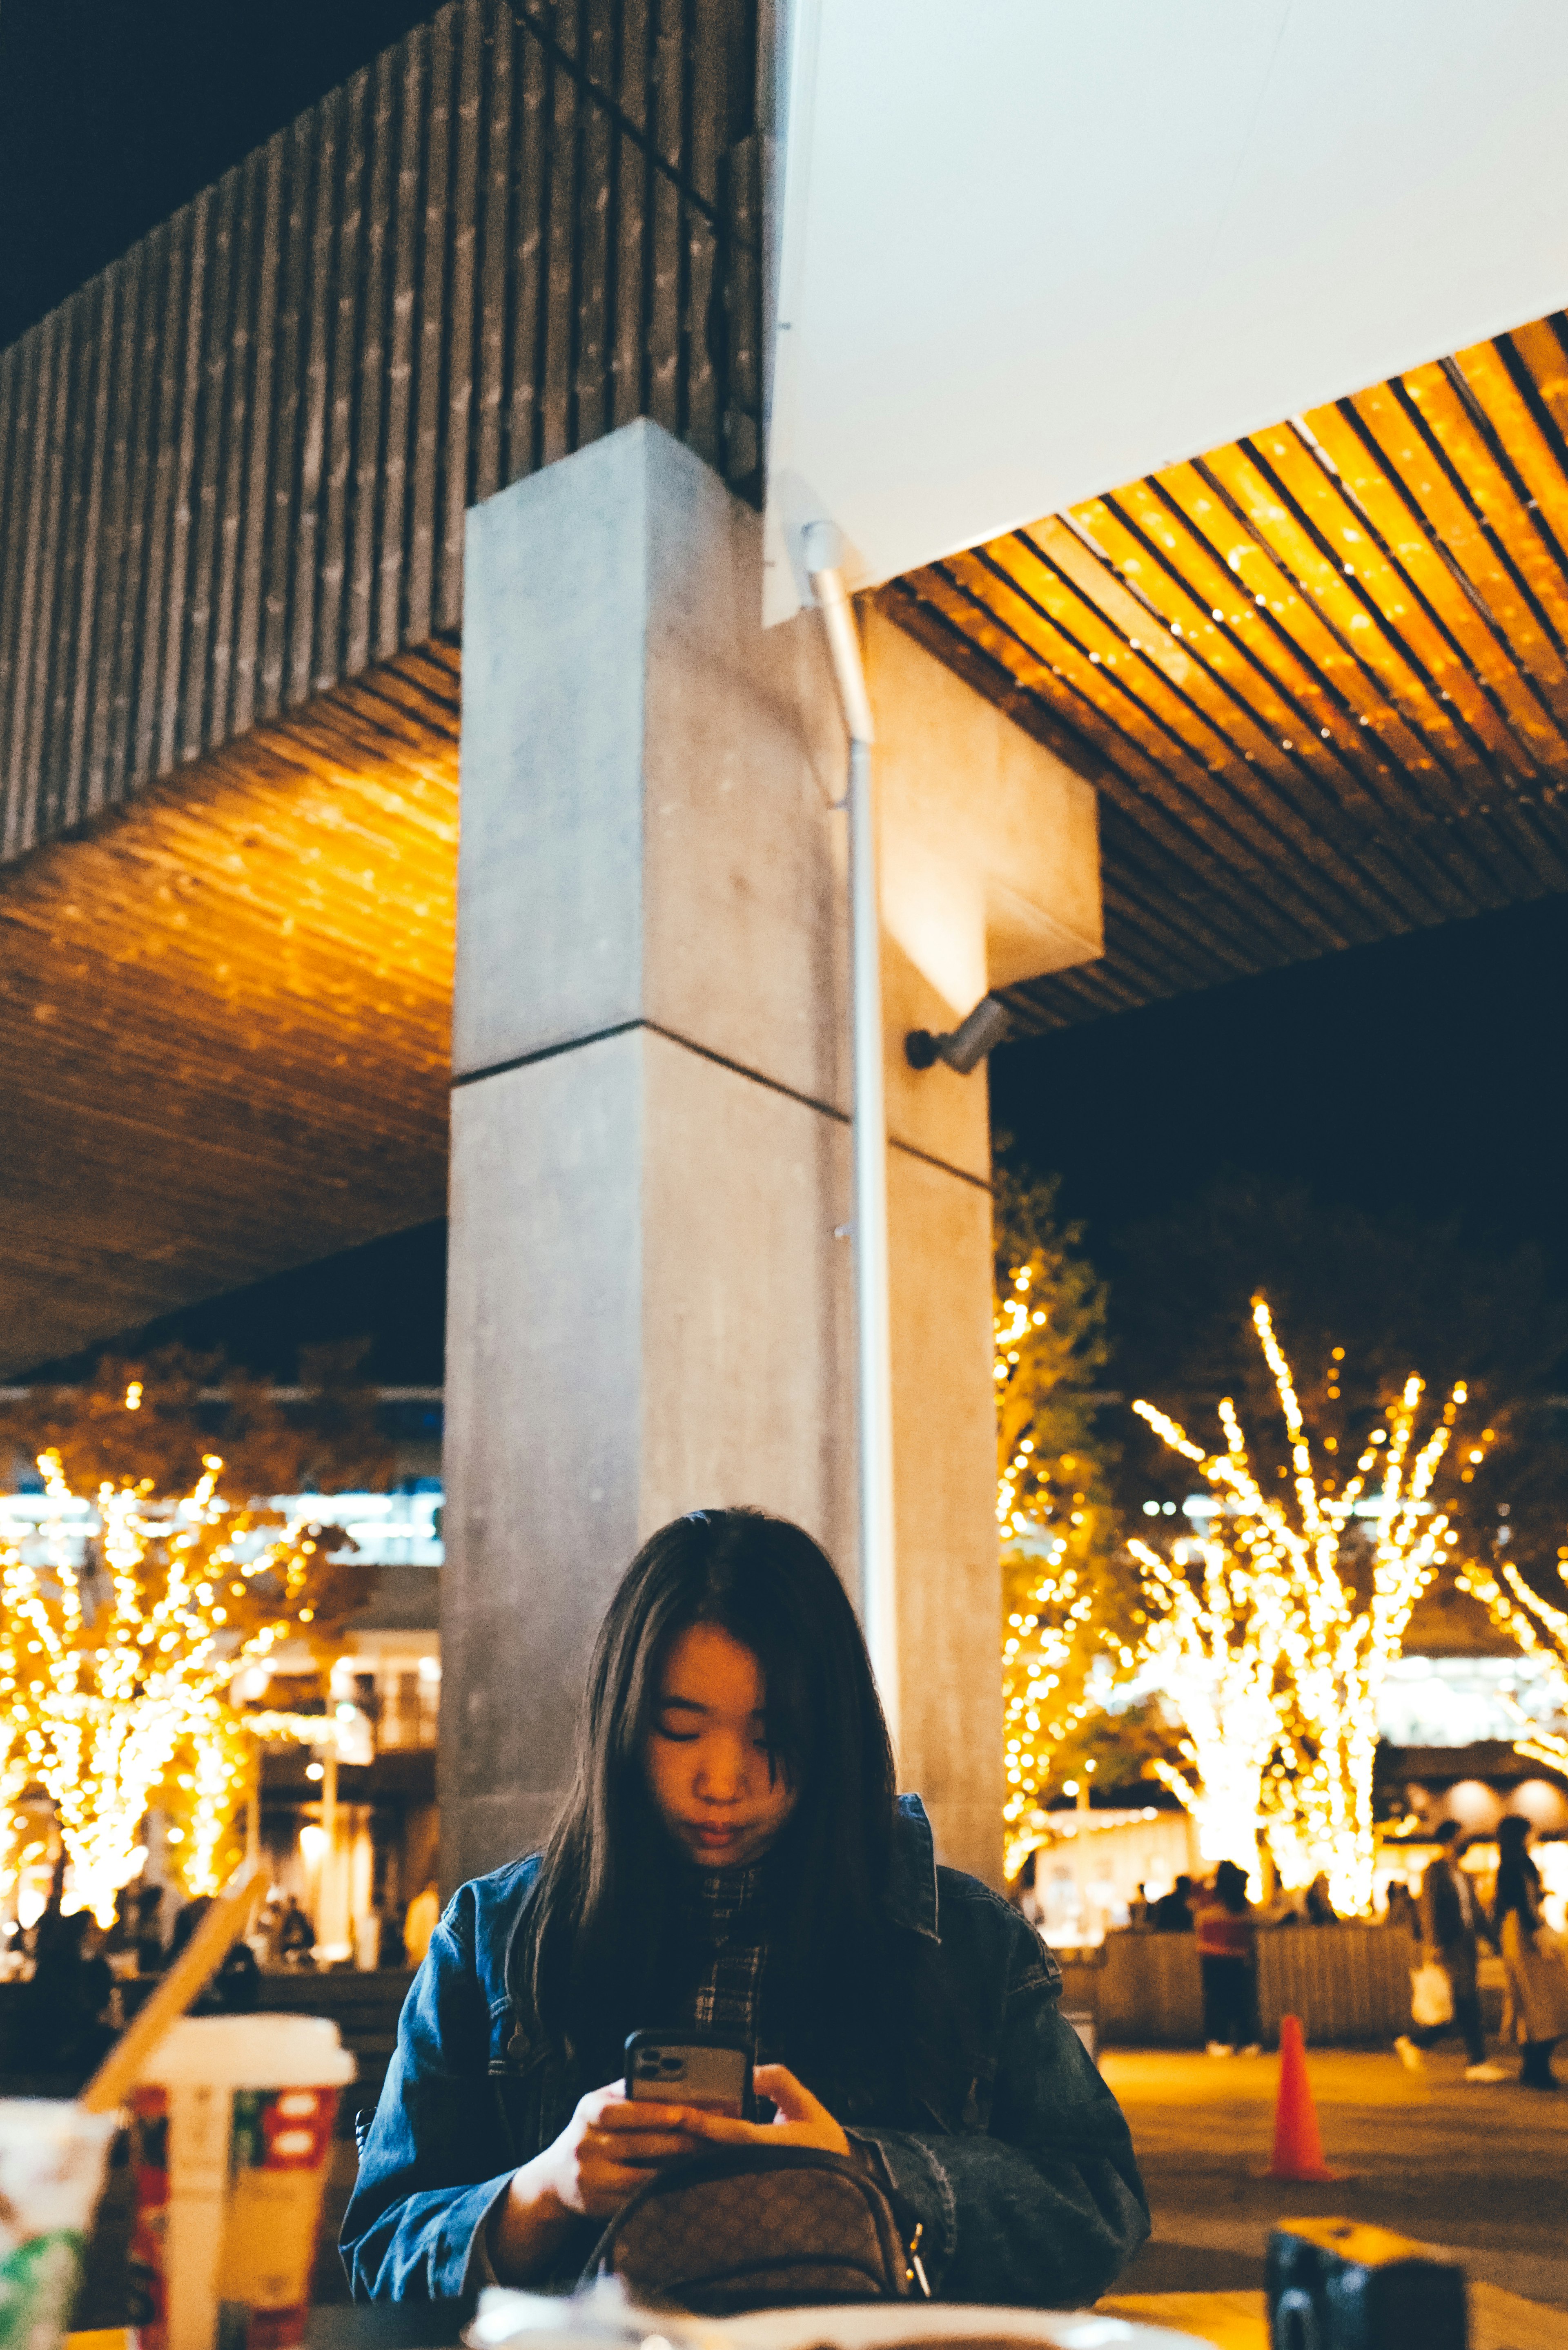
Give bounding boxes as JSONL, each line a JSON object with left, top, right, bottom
{"left": 1267, "top": 2218, "right": 1466, "bottom": 2350}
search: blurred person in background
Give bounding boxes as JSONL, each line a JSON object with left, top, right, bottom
{"left": 134, "top": 1884, "right": 167, "bottom": 1975}
{"left": 1494, "top": 1815, "right": 1568, "bottom": 2091}
{"left": 1150, "top": 1874, "right": 1195, "bottom": 1932}
{"left": 1194, "top": 1862, "right": 1259, "bottom": 2056}
{"left": 1384, "top": 1879, "right": 1417, "bottom": 1935}
{"left": 27, "top": 1909, "right": 114, "bottom": 2080}
{"left": 1303, "top": 1873, "right": 1337, "bottom": 1926}
{"left": 276, "top": 1895, "right": 316, "bottom": 1967}
{"left": 170, "top": 1895, "right": 262, "bottom": 2012}
{"left": 1394, "top": 1821, "right": 1503, "bottom": 2082}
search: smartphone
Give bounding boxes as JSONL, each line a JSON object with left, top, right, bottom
{"left": 625, "top": 2030, "right": 753, "bottom": 2119}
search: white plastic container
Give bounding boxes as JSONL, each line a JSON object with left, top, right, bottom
{"left": 129, "top": 2014, "right": 356, "bottom": 2350}
{"left": 0, "top": 2100, "right": 120, "bottom": 2350}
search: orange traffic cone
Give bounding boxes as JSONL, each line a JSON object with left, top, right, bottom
{"left": 1267, "top": 2013, "right": 1345, "bottom": 2183}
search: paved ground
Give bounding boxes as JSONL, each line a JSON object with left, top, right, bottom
{"left": 1105, "top": 2045, "right": 1568, "bottom": 2312}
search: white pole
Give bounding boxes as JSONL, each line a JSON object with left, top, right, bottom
{"left": 803, "top": 526, "right": 899, "bottom": 1753}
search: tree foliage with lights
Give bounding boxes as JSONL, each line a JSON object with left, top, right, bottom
{"left": 0, "top": 1343, "right": 391, "bottom": 1503}
{"left": 0, "top": 1352, "right": 385, "bottom": 1919}
{"left": 994, "top": 1169, "right": 1139, "bottom": 1855}
{"left": 1133, "top": 1298, "right": 1476, "bottom": 1913}
{"left": 0, "top": 1446, "right": 374, "bottom": 1921}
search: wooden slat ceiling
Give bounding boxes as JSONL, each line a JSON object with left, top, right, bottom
{"left": 0, "top": 644, "right": 457, "bottom": 1375}
{"left": 886, "top": 310, "right": 1568, "bottom": 1031}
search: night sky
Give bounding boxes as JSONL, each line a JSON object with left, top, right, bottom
{"left": 996, "top": 890, "right": 1568, "bottom": 1266}
{"left": 5, "top": 4, "right": 1567, "bottom": 1384}
{"left": 0, "top": 0, "right": 437, "bottom": 350}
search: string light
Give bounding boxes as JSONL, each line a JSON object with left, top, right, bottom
{"left": 1132, "top": 1297, "right": 1472, "bottom": 1915}
{"left": 0, "top": 1452, "right": 357, "bottom": 1921}
{"left": 1127, "top": 1525, "right": 1290, "bottom": 1893}
{"left": 1457, "top": 1552, "right": 1568, "bottom": 1776}
{"left": 994, "top": 1250, "right": 1127, "bottom": 1861}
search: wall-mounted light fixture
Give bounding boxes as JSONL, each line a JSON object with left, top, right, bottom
{"left": 905, "top": 992, "right": 1011, "bottom": 1075}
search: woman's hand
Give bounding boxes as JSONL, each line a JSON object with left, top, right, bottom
{"left": 491, "top": 2081, "right": 706, "bottom": 2279}
{"left": 542, "top": 2080, "right": 709, "bottom": 2218}
{"left": 683, "top": 2063, "right": 851, "bottom": 2160}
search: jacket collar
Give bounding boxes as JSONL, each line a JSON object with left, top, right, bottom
{"left": 889, "top": 1793, "right": 941, "bottom": 1942}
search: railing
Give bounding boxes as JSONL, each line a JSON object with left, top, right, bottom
{"left": 1058, "top": 1924, "right": 1421, "bottom": 2048}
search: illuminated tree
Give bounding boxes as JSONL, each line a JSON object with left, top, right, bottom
{"left": 994, "top": 1170, "right": 1140, "bottom": 1846}
{"left": 1134, "top": 1298, "right": 1474, "bottom": 1914}
{"left": 0, "top": 1445, "right": 373, "bottom": 1921}
{"left": 1126, "top": 1512, "right": 1292, "bottom": 1881}
{"left": 1112, "top": 1177, "right": 1566, "bottom": 1585}
{"left": 168, "top": 1701, "right": 349, "bottom": 1898}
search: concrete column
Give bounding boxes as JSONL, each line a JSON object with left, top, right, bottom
{"left": 865, "top": 607, "right": 1102, "bottom": 1880}
{"left": 442, "top": 421, "right": 1100, "bottom": 1893}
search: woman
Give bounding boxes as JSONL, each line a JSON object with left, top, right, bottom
{"left": 1493, "top": 1814, "right": 1568, "bottom": 2090}
{"left": 343, "top": 1510, "right": 1147, "bottom": 2305}
{"left": 1193, "top": 1861, "right": 1259, "bottom": 2057}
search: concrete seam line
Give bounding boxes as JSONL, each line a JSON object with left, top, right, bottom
{"left": 451, "top": 1013, "right": 844, "bottom": 1118}
{"left": 452, "top": 1015, "right": 991, "bottom": 1191}
{"left": 885, "top": 1133, "right": 992, "bottom": 1195}
{"left": 449, "top": 1018, "right": 647, "bottom": 1087}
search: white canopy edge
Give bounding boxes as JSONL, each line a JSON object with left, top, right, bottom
{"left": 764, "top": 0, "right": 1568, "bottom": 625}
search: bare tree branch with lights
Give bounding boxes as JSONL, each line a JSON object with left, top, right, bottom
{"left": 1126, "top": 1514, "right": 1293, "bottom": 1883}
{"left": 1133, "top": 1297, "right": 1475, "bottom": 1914}
{"left": 1456, "top": 1552, "right": 1568, "bottom": 1777}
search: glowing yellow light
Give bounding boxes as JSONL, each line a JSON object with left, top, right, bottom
{"left": 0, "top": 1449, "right": 360, "bottom": 1918}
{"left": 1130, "top": 1297, "right": 1470, "bottom": 1915}
{"left": 1458, "top": 1554, "right": 1568, "bottom": 1781}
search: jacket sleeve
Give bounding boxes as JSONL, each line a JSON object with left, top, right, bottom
{"left": 850, "top": 1934, "right": 1149, "bottom": 2307}
{"left": 340, "top": 1887, "right": 519, "bottom": 2300}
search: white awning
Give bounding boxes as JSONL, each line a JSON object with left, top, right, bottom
{"left": 764, "top": 0, "right": 1568, "bottom": 621}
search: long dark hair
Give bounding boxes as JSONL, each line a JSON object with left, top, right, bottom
{"left": 1493, "top": 1814, "right": 1540, "bottom": 1931}
{"left": 514, "top": 1509, "right": 899, "bottom": 2082}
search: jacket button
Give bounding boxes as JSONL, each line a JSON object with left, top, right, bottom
{"left": 507, "top": 2029, "right": 529, "bottom": 2065}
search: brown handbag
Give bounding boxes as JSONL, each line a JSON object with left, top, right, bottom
{"left": 582, "top": 2142, "right": 926, "bottom": 2314}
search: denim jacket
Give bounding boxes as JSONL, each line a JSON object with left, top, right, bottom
{"left": 341, "top": 1797, "right": 1148, "bottom": 2308}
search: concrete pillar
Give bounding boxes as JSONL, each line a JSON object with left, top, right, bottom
{"left": 864, "top": 606, "right": 1101, "bottom": 1882}
{"left": 442, "top": 421, "right": 1100, "bottom": 1894}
